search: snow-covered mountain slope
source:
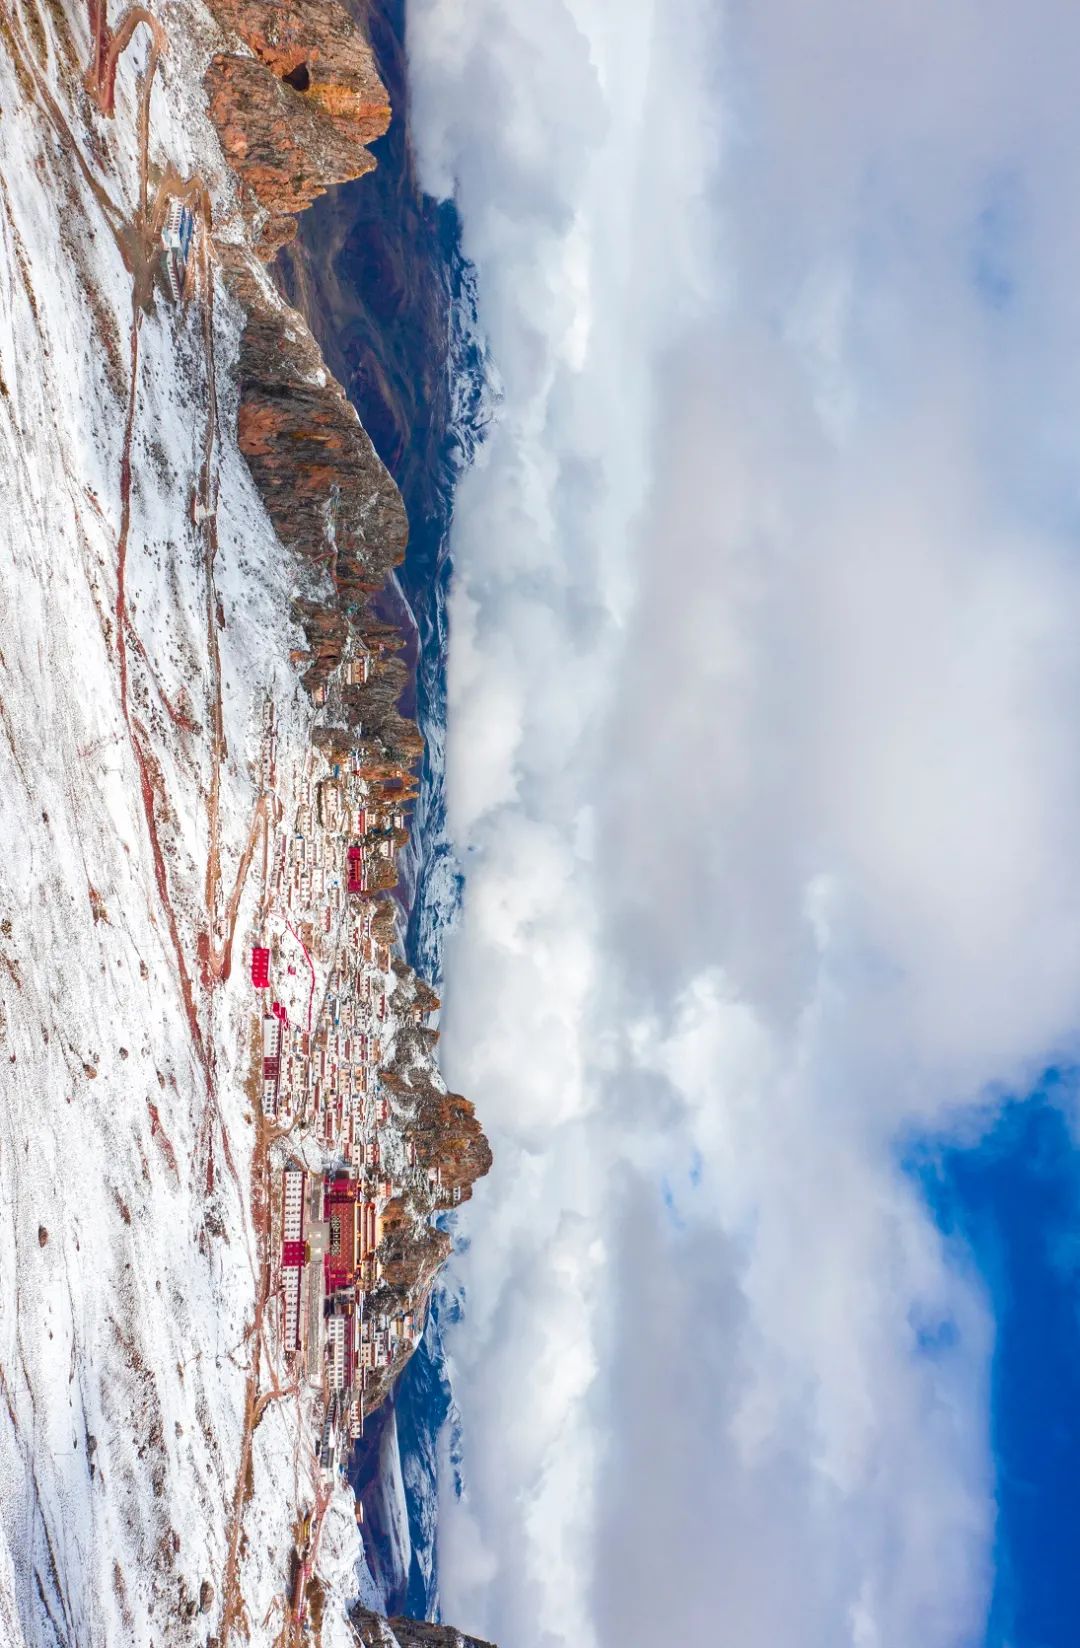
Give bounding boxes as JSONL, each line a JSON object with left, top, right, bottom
{"left": 0, "top": 2, "right": 490, "bottom": 1644}
{"left": 0, "top": 6, "right": 312, "bottom": 1642}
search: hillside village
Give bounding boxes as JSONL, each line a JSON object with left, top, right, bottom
{"left": 140, "top": 61, "right": 479, "bottom": 1633}
{"left": 249, "top": 629, "right": 490, "bottom": 1517}
{"left": 192, "top": 14, "right": 495, "bottom": 1617}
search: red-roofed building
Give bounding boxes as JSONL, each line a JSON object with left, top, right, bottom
{"left": 323, "top": 1173, "right": 360, "bottom": 1293}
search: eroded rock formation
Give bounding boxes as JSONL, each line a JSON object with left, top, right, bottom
{"left": 204, "top": 0, "right": 390, "bottom": 254}
{"left": 219, "top": 251, "right": 408, "bottom": 692}
{"left": 355, "top": 961, "right": 493, "bottom": 1414}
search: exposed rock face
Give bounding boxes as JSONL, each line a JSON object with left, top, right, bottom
{"left": 207, "top": 0, "right": 390, "bottom": 122}
{"left": 351, "top": 1605, "right": 497, "bottom": 1648}
{"left": 382, "top": 1063, "right": 493, "bottom": 1201}
{"left": 204, "top": 0, "right": 390, "bottom": 254}
{"left": 383, "top": 982, "right": 494, "bottom": 1209}
{"left": 275, "top": 0, "right": 454, "bottom": 492}
{"left": 353, "top": 959, "right": 492, "bottom": 1416}
{"left": 201, "top": 0, "right": 416, "bottom": 703}
{"left": 219, "top": 250, "right": 408, "bottom": 692}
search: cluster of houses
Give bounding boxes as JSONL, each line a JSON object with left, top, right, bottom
{"left": 253, "top": 695, "right": 402, "bottom": 1134}
{"left": 248, "top": 690, "right": 427, "bottom": 1481}
{"left": 277, "top": 1163, "right": 421, "bottom": 1459}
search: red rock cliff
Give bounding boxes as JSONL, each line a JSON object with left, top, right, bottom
{"left": 204, "top": 0, "right": 390, "bottom": 255}
{"left": 219, "top": 251, "right": 408, "bottom": 692}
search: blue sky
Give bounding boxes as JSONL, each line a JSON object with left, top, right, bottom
{"left": 917, "top": 1087, "right": 1080, "bottom": 1648}
{"left": 399, "top": 2, "right": 1080, "bottom": 1644}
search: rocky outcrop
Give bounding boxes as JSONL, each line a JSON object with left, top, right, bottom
{"left": 219, "top": 251, "right": 408, "bottom": 692}
{"left": 204, "top": 0, "right": 390, "bottom": 255}
{"left": 382, "top": 979, "right": 494, "bottom": 1208}
{"left": 358, "top": 1072, "right": 491, "bottom": 1413}
{"left": 374, "top": 1213, "right": 452, "bottom": 1305}
{"left": 201, "top": 0, "right": 425, "bottom": 713}
{"left": 275, "top": 0, "right": 454, "bottom": 504}
{"left": 206, "top": 0, "right": 390, "bottom": 122}
{"left": 351, "top": 1606, "right": 496, "bottom": 1648}
{"left": 322, "top": 955, "right": 493, "bottom": 1417}
{"left": 383, "top": 1064, "right": 493, "bottom": 1203}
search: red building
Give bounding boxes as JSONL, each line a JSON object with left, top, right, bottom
{"left": 251, "top": 946, "right": 271, "bottom": 988}
{"left": 323, "top": 1175, "right": 360, "bottom": 1293}
{"left": 346, "top": 845, "right": 366, "bottom": 895}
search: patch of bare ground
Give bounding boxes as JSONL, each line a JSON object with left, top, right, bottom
{"left": 40, "top": 0, "right": 79, "bottom": 77}
{"left": 0, "top": 12, "right": 39, "bottom": 103}
{"left": 0, "top": 192, "right": 40, "bottom": 323}
{"left": 112, "top": 1560, "right": 135, "bottom": 1633}
{"left": 60, "top": 215, "right": 127, "bottom": 397}
{"left": 17, "top": 0, "right": 49, "bottom": 72}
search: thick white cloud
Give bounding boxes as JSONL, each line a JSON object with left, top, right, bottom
{"left": 405, "top": 1, "right": 1080, "bottom": 1644}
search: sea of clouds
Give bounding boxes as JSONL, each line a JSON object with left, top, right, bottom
{"left": 404, "top": 2, "right": 1080, "bottom": 1644}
